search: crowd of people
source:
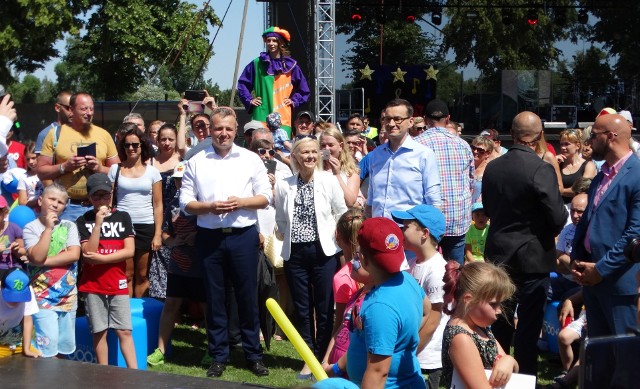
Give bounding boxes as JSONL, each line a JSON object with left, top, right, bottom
{"left": 1, "top": 26, "right": 640, "bottom": 389}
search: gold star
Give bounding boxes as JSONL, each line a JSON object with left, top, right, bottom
{"left": 425, "top": 65, "right": 439, "bottom": 81}
{"left": 359, "top": 64, "right": 375, "bottom": 80}
{"left": 391, "top": 67, "right": 407, "bottom": 83}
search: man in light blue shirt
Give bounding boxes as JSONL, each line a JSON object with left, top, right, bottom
{"left": 365, "top": 98, "right": 441, "bottom": 220}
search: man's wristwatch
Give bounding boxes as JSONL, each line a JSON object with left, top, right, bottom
{"left": 58, "top": 164, "right": 65, "bottom": 175}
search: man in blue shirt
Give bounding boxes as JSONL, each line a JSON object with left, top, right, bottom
{"left": 365, "top": 99, "right": 441, "bottom": 219}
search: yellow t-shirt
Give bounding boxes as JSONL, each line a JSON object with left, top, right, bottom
{"left": 40, "top": 124, "right": 117, "bottom": 200}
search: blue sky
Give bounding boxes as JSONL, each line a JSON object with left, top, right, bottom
{"left": 32, "top": 2, "right": 594, "bottom": 92}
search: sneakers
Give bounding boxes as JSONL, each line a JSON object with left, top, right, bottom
{"left": 147, "top": 348, "right": 165, "bottom": 366}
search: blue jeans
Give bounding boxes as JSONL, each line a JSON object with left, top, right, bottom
{"left": 60, "top": 202, "right": 92, "bottom": 222}
{"left": 439, "top": 234, "right": 466, "bottom": 265}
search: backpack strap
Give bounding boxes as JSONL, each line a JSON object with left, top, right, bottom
{"left": 51, "top": 123, "right": 62, "bottom": 165}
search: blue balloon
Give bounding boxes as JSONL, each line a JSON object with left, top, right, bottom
{"left": 9, "top": 205, "right": 36, "bottom": 229}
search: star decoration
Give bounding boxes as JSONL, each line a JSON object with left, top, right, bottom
{"left": 359, "top": 64, "right": 374, "bottom": 80}
{"left": 425, "top": 65, "right": 439, "bottom": 81}
{"left": 391, "top": 67, "right": 407, "bottom": 83}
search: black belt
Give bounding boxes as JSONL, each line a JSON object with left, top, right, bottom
{"left": 210, "top": 225, "right": 253, "bottom": 234}
{"left": 69, "top": 199, "right": 90, "bottom": 206}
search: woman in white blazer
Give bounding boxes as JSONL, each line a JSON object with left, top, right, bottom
{"left": 275, "top": 136, "right": 348, "bottom": 378}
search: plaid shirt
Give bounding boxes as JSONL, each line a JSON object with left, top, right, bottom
{"left": 414, "top": 127, "right": 475, "bottom": 236}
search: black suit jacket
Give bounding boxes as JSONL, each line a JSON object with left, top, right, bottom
{"left": 482, "top": 144, "right": 568, "bottom": 274}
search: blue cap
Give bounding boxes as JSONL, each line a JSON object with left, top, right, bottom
{"left": 471, "top": 202, "right": 484, "bottom": 213}
{"left": 391, "top": 204, "right": 446, "bottom": 242}
{"left": 312, "top": 378, "right": 360, "bottom": 389}
{"left": 1, "top": 268, "right": 31, "bottom": 303}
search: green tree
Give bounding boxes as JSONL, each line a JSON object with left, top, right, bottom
{"left": 563, "top": 46, "right": 614, "bottom": 106}
{"left": 583, "top": 3, "right": 640, "bottom": 80}
{"left": 442, "top": 0, "right": 579, "bottom": 84}
{"left": 0, "top": 0, "right": 88, "bottom": 85}
{"left": 56, "top": 0, "right": 220, "bottom": 100}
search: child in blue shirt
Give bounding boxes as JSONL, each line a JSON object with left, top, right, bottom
{"left": 266, "top": 112, "right": 292, "bottom": 155}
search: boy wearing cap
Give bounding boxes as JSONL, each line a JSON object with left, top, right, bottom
{"left": 391, "top": 205, "right": 448, "bottom": 389}
{"left": 75, "top": 173, "right": 137, "bottom": 368}
{"left": 464, "top": 203, "right": 489, "bottom": 263}
{"left": 341, "top": 217, "right": 428, "bottom": 388}
{"left": 23, "top": 183, "right": 81, "bottom": 358}
{"left": 0, "top": 268, "right": 40, "bottom": 358}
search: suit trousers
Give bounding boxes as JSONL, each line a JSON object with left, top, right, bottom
{"left": 196, "top": 225, "right": 262, "bottom": 363}
{"left": 491, "top": 273, "right": 549, "bottom": 377}
{"left": 583, "top": 286, "right": 637, "bottom": 337}
{"left": 284, "top": 240, "right": 338, "bottom": 359}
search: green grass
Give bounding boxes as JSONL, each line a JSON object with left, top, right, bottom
{"left": 149, "top": 323, "right": 565, "bottom": 388}
{"left": 148, "top": 324, "right": 306, "bottom": 388}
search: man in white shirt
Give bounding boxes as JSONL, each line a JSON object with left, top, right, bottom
{"left": 179, "top": 106, "right": 271, "bottom": 378}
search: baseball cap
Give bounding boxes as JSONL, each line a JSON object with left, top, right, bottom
{"left": 596, "top": 107, "right": 617, "bottom": 119}
{"left": 357, "top": 217, "right": 405, "bottom": 273}
{"left": 471, "top": 202, "right": 484, "bottom": 213}
{"left": 1, "top": 268, "right": 32, "bottom": 303}
{"left": 86, "top": 173, "right": 112, "bottom": 196}
{"left": 296, "top": 111, "right": 316, "bottom": 122}
{"left": 424, "top": 99, "right": 449, "bottom": 120}
{"left": 391, "top": 204, "right": 446, "bottom": 243}
{"left": 243, "top": 120, "right": 264, "bottom": 134}
{"left": 172, "top": 161, "right": 187, "bottom": 178}
{"left": 618, "top": 110, "right": 636, "bottom": 130}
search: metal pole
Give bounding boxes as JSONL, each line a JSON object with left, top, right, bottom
{"left": 230, "top": 0, "right": 250, "bottom": 106}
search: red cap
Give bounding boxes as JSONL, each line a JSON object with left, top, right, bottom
{"left": 357, "top": 217, "right": 405, "bottom": 273}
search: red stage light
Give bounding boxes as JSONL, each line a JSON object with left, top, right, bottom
{"left": 351, "top": 13, "right": 362, "bottom": 22}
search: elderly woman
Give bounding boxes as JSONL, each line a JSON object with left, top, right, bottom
{"left": 275, "top": 136, "right": 348, "bottom": 378}
{"left": 557, "top": 129, "right": 597, "bottom": 204}
{"left": 470, "top": 135, "right": 494, "bottom": 203}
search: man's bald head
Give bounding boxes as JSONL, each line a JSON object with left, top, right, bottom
{"left": 511, "top": 111, "right": 543, "bottom": 141}
{"left": 595, "top": 114, "right": 631, "bottom": 142}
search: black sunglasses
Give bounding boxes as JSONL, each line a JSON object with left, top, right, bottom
{"left": 124, "top": 142, "right": 141, "bottom": 149}
{"left": 294, "top": 134, "right": 317, "bottom": 141}
{"left": 258, "top": 148, "right": 275, "bottom": 156}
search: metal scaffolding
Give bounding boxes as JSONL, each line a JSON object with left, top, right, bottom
{"left": 315, "top": 0, "right": 336, "bottom": 123}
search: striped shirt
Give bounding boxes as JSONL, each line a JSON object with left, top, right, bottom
{"left": 414, "top": 127, "right": 475, "bottom": 236}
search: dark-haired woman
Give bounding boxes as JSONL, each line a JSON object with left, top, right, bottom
{"left": 148, "top": 123, "right": 184, "bottom": 299}
{"left": 109, "top": 123, "right": 162, "bottom": 297}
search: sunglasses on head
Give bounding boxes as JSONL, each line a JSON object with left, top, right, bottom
{"left": 258, "top": 148, "right": 275, "bottom": 156}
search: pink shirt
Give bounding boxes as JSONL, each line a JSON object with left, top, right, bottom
{"left": 584, "top": 151, "right": 633, "bottom": 253}
{"left": 332, "top": 261, "right": 358, "bottom": 304}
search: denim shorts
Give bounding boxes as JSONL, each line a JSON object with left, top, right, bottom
{"left": 32, "top": 309, "right": 76, "bottom": 357}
